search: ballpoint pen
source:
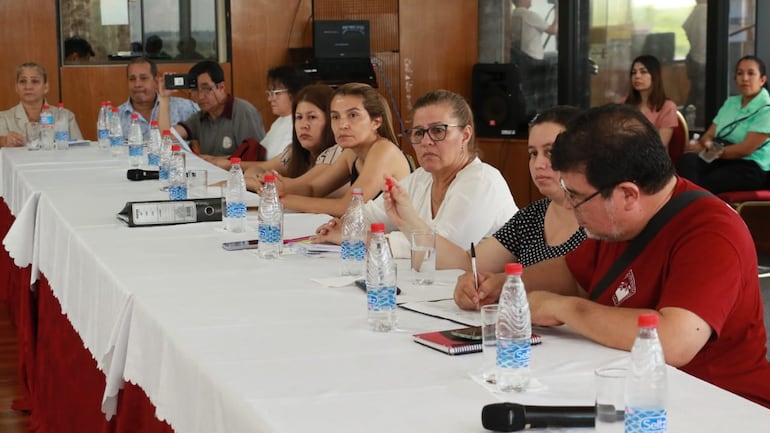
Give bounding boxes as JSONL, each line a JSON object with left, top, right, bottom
{"left": 470, "top": 242, "right": 479, "bottom": 296}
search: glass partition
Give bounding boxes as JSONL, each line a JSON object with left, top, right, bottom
{"left": 59, "top": 0, "right": 227, "bottom": 64}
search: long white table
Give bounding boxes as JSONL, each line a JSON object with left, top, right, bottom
{"left": 2, "top": 145, "right": 769, "bottom": 433}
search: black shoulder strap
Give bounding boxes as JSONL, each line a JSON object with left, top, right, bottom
{"left": 589, "top": 189, "right": 712, "bottom": 301}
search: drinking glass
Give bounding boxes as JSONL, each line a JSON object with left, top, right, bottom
{"left": 595, "top": 367, "right": 627, "bottom": 433}
{"left": 480, "top": 304, "right": 499, "bottom": 383}
{"left": 25, "top": 122, "right": 41, "bottom": 151}
{"left": 410, "top": 229, "right": 435, "bottom": 285}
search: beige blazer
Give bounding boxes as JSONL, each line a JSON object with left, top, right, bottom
{"left": 0, "top": 102, "right": 84, "bottom": 140}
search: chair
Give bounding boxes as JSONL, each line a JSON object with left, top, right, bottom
{"left": 717, "top": 190, "right": 770, "bottom": 216}
{"left": 669, "top": 110, "right": 688, "bottom": 165}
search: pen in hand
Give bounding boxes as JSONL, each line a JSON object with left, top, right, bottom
{"left": 470, "top": 242, "right": 479, "bottom": 308}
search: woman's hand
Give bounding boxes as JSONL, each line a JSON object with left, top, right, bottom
{"left": 311, "top": 217, "right": 343, "bottom": 245}
{"left": 2, "top": 132, "right": 25, "bottom": 147}
{"left": 382, "top": 175, "right": 428, "bottom": 233}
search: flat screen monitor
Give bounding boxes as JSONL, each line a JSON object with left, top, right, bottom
{"left": 313, "top": 20, "right": 371, "bottom": 59}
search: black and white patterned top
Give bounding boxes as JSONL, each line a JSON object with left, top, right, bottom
{"left": 492, "top": 198, "right": 586, "bottom": 267}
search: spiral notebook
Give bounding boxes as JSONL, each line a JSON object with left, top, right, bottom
{"left": 413, "top": 326, "right": 541, "bottom": 356}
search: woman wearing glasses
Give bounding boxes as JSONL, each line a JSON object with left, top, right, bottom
{"left": 443, "top": 106, "right": 586, "bottom": 310}
{"left": 312, "top": 89, "right": 516, "bottom": 258}
{"left": 278, "top": 83, "right": 412, "bottom": 217}
{"left": 677, "top": 55, "right": 770, "bottom": 194}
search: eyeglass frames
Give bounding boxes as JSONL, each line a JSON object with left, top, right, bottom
{"left": 265, "top": 89, "right": 289, "bottom": 98}
{"left": 405, "top": 124, "right": 464, "bottom": 145}
{"left": 559, "top": 177, "right": 605, "bottom": 209}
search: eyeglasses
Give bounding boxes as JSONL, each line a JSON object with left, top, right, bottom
{"left": 191, "top": 86, "right": 216, "bottom": 96}
{"left": 559, "top": 177, "right": 605, "bottom": 209}
{"left": 405, "top": 124, "right": 464, "bottom": 145}
{"left": 265, "top": 89, "right": 289, "bottom": 98}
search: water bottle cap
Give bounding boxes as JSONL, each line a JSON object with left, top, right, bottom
{"left": 171, "top": 144, "right": 181, "bottom": 151}
{"left": 263, "top": 174, "right": 276, "bottom": 182}
{"left": 370, "top": 222, "right": 385, "bottom": 233}
{"left": 505, "top": 263, "right": 523, "bottom": 275}
{"left": 151, "top": 120, "right": 159, "bottom": 126}
{"left": 112, "top": 107, "right": 119, "bottom": 112}
{"left": 100, "top": 101, "right": 107, "bottom": 106}
{"left": 131, "top": 113, "right": 138, "bottom": 119}
{"left": 638, "top": 313, "right": 658, "bottom": 328}
{"left": 43, "top": 104, "right": 50, "bottom": 109}
{"left": 352, "top": 188, "right": 363, "bottom": 195}
{"left": 230, "top": 157, "right": 241, "bottom": 164}
{"left": 57, "top": 102, "right": 64, "bottom": 108}
{"left": 107, "top": 100, "right": 112, "bottom": 105}
{"left": 162, "top": 129, "right": 171, "bottom": 136}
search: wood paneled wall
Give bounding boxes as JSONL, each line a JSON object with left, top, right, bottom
{"left": 0, "top": 0, "right": 59, "bottom": 112}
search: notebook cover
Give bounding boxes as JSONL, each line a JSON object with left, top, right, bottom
{"left": 413, "top": 326, "right": 541, "bottom": 356}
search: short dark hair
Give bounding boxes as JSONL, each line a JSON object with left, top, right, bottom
{"left": 64, "top": 36, "right": 95, "bottom": 57}
{"left": 267, "top": 66, "right": 311, "bottom": 98}
{"left": 551, "top": 103, "right": 675, "bottom": 196}
{"left": 530, "top": 105, "right": 582, "bottom": 129}
{"left": 188, "top": 60, "right": 224, "bottom": 84}
{"left": 127, "top": 56, "right": 158, "bottom": 77}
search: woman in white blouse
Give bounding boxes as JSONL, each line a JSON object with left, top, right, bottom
{"left": 312, "top": 89, "right": 517, "bottom": 257}
{"left": 0, "top": 62, "right": 83, "bottom": 147}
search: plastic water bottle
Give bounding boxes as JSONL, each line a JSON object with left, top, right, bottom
{"left": 224, "top": 157, "right": 247, "bottom": 233}
{"left": 39, "top": 104, "right": 55, "bottom": 151}
{"left": 496, "top": 262, "right": 531, "bottom": 392}
{"left": 167, "top": 144, "right": 187, "bottom": 200}
{"left": 108, "top": 107, "right": 124, "bottom": 157}
{"left": 54, "top": 102, "right": 69, "bottom": 150}
{"left": 625, "top": 313, "right": 667, "bottom": 433}
{"left": 366, "top": 222, "right": 397, "bottom": 332}
{"left": 97, "top": 101, "right": 110, "bottom": 149}
{"left": 258, "top": 173, "right": 283, "bottom": 259}
{"left": 127, "top": 113, "right": 144, "bottom": 167}
{"left": 158, "top": 129, "right": 173, "bottom": 190}
{"left": 147, "top": 120, "right": 161, "bottom": 167}
{"left": 340, "top": 188, "right": 367, "bottom": 276}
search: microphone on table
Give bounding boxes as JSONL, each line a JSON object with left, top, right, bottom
{"left": 127, "top": 169, "right": 160, "bottom": 181}
{"left": 481, "top": 402, "right": 595, "bottom": 431}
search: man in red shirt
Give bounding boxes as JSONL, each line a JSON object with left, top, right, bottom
{"left": 456, "top": 104, "right": 770, "bottom": 407}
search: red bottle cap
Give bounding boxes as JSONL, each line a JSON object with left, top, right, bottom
{"left": 386, "top": 178, "right": 394, "bottom": 191}
{"left": 57, "top": 102, "right": 64, "bottom": 108}
{"left": 112, "top": 107, "right": 119, "bottom": 112}
{"left": 43, "top": 104, "right": 50, "bottom": 109}
{"left": 230, "top": 157, "right": 241, "bottom": 164}
{"left": 263, "top": 174, "right": 276, "bottom": 182}
{"left": 371, "top": 222, "right": 385, "bottom": 233}
{"left": 505, "top": 263, "right": 523, "bottom": 275}
{"left": 131, "top": 113, "right": 138, "bottom": 119}
{"left": 162, "top": 129, "right": 171, "bottom": 136}
{"left": 171, "top": 144, "right": 181, "bottom": 152}
{"left": 637, "top": 313, "right": 658, "bottom": 328}
{"left": 151, "top": 120, "right": 159, "bottom": 126}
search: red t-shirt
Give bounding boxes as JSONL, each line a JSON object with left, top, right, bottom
{"left": 567, "top": 177, "right": 770, "bottom": 408}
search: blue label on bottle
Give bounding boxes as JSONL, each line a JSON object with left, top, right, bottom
{"left": 625, "top": 408, "right": 667, "bottom": 433}
{"left": 258, "top": 224, "right": 281, "bottom": 244}
{"left": 98, "top": 129, "right": 109, "bottom": 140}
{"left": 168, "top": 185, "right": 187, "bottom": 200}
{"left": 341, "top": 240, "right": 366, "bottom": 260}
{"left": 110, "top": 136, "right": 124, "bottom": 147}
{"left": 55, "top": 131, "right": 69, "bottom": 141}
{"left": 159, "top": 166, "right": 169, "bottom": 180}
{"left": 148, "top": 153, "right": 160, "bottom": 166}
{"left": 128, "top": 144, "right": 143, "bottom": 157}
{"left": 496, "top": 339, "right": 530, "bottom": 368}
{"left": 367, "top": 286, "right": 397, "bottom": 312}
{"left": 226, "top": 201, "right": 246, "bottom": 219}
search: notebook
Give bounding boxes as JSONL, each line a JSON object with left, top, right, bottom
{"left": 413, "top": 326, "right": 542, "bottom": 356}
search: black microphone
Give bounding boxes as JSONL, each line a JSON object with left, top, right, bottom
{"left": 481, "top": 402, "right": 595, "bottom": 431}
{"left": 127, "top": 169, "right": 159, "bottom": 181}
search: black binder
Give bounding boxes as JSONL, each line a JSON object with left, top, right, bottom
{"left": 116, "top": 197, "right": 224, "bottom": 227}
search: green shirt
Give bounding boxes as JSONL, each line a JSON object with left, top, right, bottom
{"left": 712, "top": 88, "right": 770, "bottom": 170}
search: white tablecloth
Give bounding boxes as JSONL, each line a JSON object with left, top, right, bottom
{"left": 2, "top": 145, "right": 769, "bottom": 432}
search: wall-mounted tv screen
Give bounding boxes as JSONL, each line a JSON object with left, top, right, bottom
{"left": 313, "top": 20, "right": 371, "bottom": 59}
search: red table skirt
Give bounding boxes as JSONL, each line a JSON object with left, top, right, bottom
{"left": 1, "top": 198, "right": 173, "bottom": 433}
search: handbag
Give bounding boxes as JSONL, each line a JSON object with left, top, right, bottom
{"left": 231, "top": 137, "right": 267, "bottom": 161}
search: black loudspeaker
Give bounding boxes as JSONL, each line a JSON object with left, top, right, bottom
{"left": 472, "top": 63, "right": 528, "bottom": 138}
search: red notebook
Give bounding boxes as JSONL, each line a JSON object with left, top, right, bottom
{"left": 413, "top": 326, "right": 542, "bottom": 356}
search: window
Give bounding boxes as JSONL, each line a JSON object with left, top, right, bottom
{"left": 59, "top": 0, "right": 228, "bottom": 64}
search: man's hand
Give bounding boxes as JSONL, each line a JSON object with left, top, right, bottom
{"left": 527, "top": 290, "right": 566, "bottom": 327}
